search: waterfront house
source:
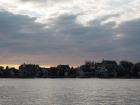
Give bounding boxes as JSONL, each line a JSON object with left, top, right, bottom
{"left": 19, "top": 63, "right": 40, "bottom": 77}
{"left": 78, "top": 61, "right": 95, "bottom": 77}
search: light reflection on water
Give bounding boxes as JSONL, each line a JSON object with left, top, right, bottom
{"left": 0, "top": 79, "right": 140, "bottom": 105}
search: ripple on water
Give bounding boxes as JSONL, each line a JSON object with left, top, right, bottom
{"left": 0, "top": 79, "right": 140, "bottom": 105}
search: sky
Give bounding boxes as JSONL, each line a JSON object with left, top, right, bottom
{"left": 0, "top": 0, "right": 140, "bottom": 67}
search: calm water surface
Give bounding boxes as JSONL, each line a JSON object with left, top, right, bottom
{"left": 0, "top": 79, "right": 140, "bottom": 105}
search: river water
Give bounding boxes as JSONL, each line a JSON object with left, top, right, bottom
{"left": 0, "top": 79, "right": 140, "bottom": 105}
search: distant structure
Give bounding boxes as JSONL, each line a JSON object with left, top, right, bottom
{"left": 0, "top": 59, "right": 140, "bottom": 78}
{"left": 19, "top": 63, "right": 40, "bottom": 77}
{"left": 78, "top": 61, "right": 95, "bottom": 77}
{"left": 102, "top": 60, "right": 118, "bottom": 77}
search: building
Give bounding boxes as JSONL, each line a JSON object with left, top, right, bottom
{"left": 77, "top": 61, "right": 95, "bottom": 77}
{"left": 19, "top": 63, "right": 40, "bottom": 77}
{"left": 102, "top": 60, "right": 118, "bottom": 77}
{"left": 94, "top": 60, "right": 118, "bottom": 78}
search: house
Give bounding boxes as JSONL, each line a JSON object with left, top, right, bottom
{"left": 77, "top": 61, "right": 95, "bottom": 77}
{"left": 19, "top": 63, "right": 40, "bottom": 77}
{"left": 94, "top": 60, "right": 118, "bottom": 78}
{"left": 102, "top": 60, "right": 118, "bottom": 77}
{"left": 37, "top": 67, "right": 49, "bottom": 78}
{"left": 95, "top": 66, "right": 109, "bottom": 78}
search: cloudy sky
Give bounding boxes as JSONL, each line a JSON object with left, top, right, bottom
{"left": 0, "top": 0, "right": 140, "bottom": 67}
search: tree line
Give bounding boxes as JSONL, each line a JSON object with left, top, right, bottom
{"left": 0, "top": 60, "right": 140, "bottom": 78}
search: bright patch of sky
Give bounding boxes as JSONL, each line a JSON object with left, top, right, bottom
{"left": 0, "top": 0, "right": 140, "bottom": 27}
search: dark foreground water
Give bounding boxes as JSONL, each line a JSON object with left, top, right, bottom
{"left": 0, "top": 79, "right": 140, "bottom": 105}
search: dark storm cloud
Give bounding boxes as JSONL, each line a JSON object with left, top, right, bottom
{"left": 115, "top": 18, "right": 140, "bottom": 61}
{"left": 50, "top": 15, "right": 117, "bottom": 52}
{"left": 0, "top": 8, "right": 140, "bottom": 65}
{"left": 0, "top": 11, "right": 50, "bottom": 63}
{"left": 0, "top": 11, "right": 46, "bottom": 52}
{"left": 50, "top": 15, "right": 140, "bottom": 62}
{"left": 118, "top": 18, "right": 140, "bottom": 46}
{"left": 0, "top": 11, "right": 117, "bottom": 64}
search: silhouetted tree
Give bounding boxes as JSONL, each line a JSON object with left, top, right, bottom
{"left": 119, "top": 61, "right": 133, "bottom": 77}
{"left": 48, "top": 67, "right": 58, "bottom": 78}
{"left": 69, "top": 67, "right": 77, "bottom": 78}
{"left": 57, "top": 65, "right": 70, "bottom": 77}
{"left": 132, "top": 63, "right": 140, "bottom": 78}
{"left": 0, "top": 66, "right": 4, "bottom": 77}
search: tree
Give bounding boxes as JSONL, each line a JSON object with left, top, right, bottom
{"left": 119, "top": 61, "right": 133, "bottom": 77}
{"left": 132, "top": 63, "right": 140, "bottom": 77}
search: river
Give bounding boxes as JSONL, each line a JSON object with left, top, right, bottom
{"left": 0, "top": 79, "right": 140, "bottom": 105}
